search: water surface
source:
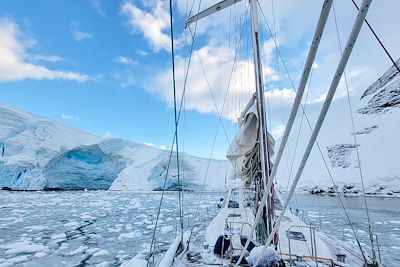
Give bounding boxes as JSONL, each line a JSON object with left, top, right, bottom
{"left": 0, "top": 191, "right": 398, "bottom": 266}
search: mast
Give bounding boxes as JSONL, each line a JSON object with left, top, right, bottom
{"left": 249, "top": 0, "right": 273, "bottom": 240}
{"left": 186, "top": 0, "right": 273, "bottom": 241}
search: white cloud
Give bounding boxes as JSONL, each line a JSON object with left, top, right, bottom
{"left": 114, "top": 56, "right": 137, "bottom": 65}
{"left": 144, "top": 41, "right": 288, "bottom": 121}
{"left": 307, "top": 93, "right": 326, "bottom": 105}
{"left": 148, "top": 45, "right": 254, "bottom": 120}
{"left": 121, "top": 1, "right": 170, "bottom": 52}
{"left": 61, "top": 113, "right": 80, "bottom": 120}
{"left": 271, "top": 124, "right": 285, "bottom": 140}
{"left": 29, "top": 54, "right": 62, "bottom": 62}
{"left": 90, "top": 0, "right": 107, "bottom": 18}
{"left": 0, "top": 19, "right": 89, "bottom": 82}
{"left": 72, "top": 30, "right": 93, "bottom": 42}
{"left": 265, "top": 88, "right": 296, "bottom": 108}
{"left": 137, "top": 50, "right": 148, "bottom": 56}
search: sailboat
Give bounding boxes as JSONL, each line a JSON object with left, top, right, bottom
{"left": 124, "top": 0, "right": 388, "bottom": 266}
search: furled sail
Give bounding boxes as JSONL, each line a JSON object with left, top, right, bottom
{"left": 226, "top": 100, "right": 275, "bottom": 186}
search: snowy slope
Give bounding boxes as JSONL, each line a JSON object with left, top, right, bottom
{"left": 276, "top": 59, "right": 400, "bottom": 196}
{"left": 0, "top": 105, "right": 231, "bottom": 191}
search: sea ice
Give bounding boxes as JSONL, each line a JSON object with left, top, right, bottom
{"left": 64, "top": 221, "right": 79, "bottom": 228}
{"left": 0, "top": 240, "right": 47, "bottom": 255}
{"left": 7, "top": 255, "right": 30, "bottom": 263}
{"left": 118, "top": 231, "right": 142, "bottom": 239}
{"left": 160, "top": 225, "right": 173, "bottom": 234}
{"left": 107, "top": 227, "right": 122, "bottom": 233}
{"left": 92, "top": 249, "right": 111, "bottom": 257}
{"left": 96, "top": 261, "right": 111, "bottom": 267}
{"left": 65, "top": 245, "right": 87, "bottom": 256}
{"left": 86, "top": 248, "right": 101, "bottom": 255}
{"left": 34, "top": 252, "right": 48, "bottom": 258}
{"left": 50, "top": 233, "right": 66, "bottom": 240}
{"left": 24, "top": 225, "right": 47, "bottom": 232}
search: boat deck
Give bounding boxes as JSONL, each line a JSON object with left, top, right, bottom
{"left": 170, "top": 212, "right": 367, "bottom": 267}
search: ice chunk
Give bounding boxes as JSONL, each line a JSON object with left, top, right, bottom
{"left": 50, "top": 233, "right": 66, "bottom": 240}
{"left": 0, "top": 240, "right": 47, "bottom": 254}
{"left": 7, "top": 255, "right": 30, "bottom": 264}
{"left": 118, "top": 231, "right": 142, "bottom": 239}
{"left": 96, "top": 262, "right": 111, "bottom": 267}
{"left": 66, "top": 245, "right": 87, "bottom": 256}
{"left": 34, "top": 252, "right": 48, "bottom": 258}
{"left": 92, "top": 249, "right": 111, "bottom": 257}
{"left": 64, "top": 221, "right": 79, "bottom": 228}
{"left": 160, "top": 225, "right": 173, "bottom": 234}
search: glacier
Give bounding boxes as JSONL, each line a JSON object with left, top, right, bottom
{"left": 0, "top": 105, "right": 231, "bottom": 191}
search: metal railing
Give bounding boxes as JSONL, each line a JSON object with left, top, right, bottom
{"left": 287, "top": 225, "right": 318, "bottom": 266}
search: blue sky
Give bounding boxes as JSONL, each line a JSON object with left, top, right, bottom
{"left": 0, "top": 0, "right": 399, "bottom": 159}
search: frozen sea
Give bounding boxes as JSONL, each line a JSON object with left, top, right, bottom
{"left": 0, "top": 191, "right": 399, "bottom": 267}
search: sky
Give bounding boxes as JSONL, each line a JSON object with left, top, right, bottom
{"left": 0, "top": 0, "right": 399, "bottom": 160}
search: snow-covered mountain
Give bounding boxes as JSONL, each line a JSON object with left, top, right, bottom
{"left": 0, "top": 105, "right": 231, "bottom": 191}
{"left": 276, "top": 59, "right": 400, "bottom": 196}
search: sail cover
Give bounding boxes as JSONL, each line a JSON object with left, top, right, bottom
{"left": 226, "top": 101, "right": 275, "bottom": 186}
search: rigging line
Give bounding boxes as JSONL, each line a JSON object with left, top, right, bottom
{"left": 149, "top": 137, "right": 175, "bottom": 266}
{"left": 193, "top": 42, "right": 230, "bottom": 143}
{"left": 271, "top": 0, "right": 281, "bottom": 186}
{"left": 207, "top": 3, "right": 250, "bottom": 124}
{"left": 187, "top": 97, "right": 223, "bottom": 245}
{"left": 257, "top": 2, "right": 367, "bottom": 260}
{"left": 148, "top": 1, "right": 203, "bottom": 263}
{"left": 291, "top": 68, "right": 313, "bottom": 178}
{"left": 188, "top": 117, "right": 221, "bottom": 239}
{"left": 350, "top": 0, "right": 400, "bottom": 75}
{"left": 187, "top": 0, "right": 197, "bottom": 19}
{"left": 169, "top": 0, "right": 184, "bottom": 244}
{"left": 285, "top": 67, "right": 314, "bottom": 258}
{"left": 286, "top": 67, "right": 313, "bottom": 209}
{"left": 332, "top": 3, "right": 376, "bottom": 259}
{"left": 229, "top": 5, "right": 231, "bottom": 49}
{"left": 151, "top": 1, "right": 185, "bottom": 262}
{"left": 313, "top": 118, "right": 368, "bottom": 263}
{"left": 268, "top": 0, "right": 298, "bottom": 209}
{"left": 228, "top": 5, "right": 249, "bottom": 117}
{"left": 271, "top": 0, "right": 304, "bottom": 245}
{"left": 180, "top": 0, "right": 191, "bottom": 234}
{"left": 271, "top": 0, "right": 277, "bottom": 41}
{"left": 185, "top": 0, "right": 189, "bottom": 16}
{"left": 239, "top": 8, "right": 243, "bottom": 113}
